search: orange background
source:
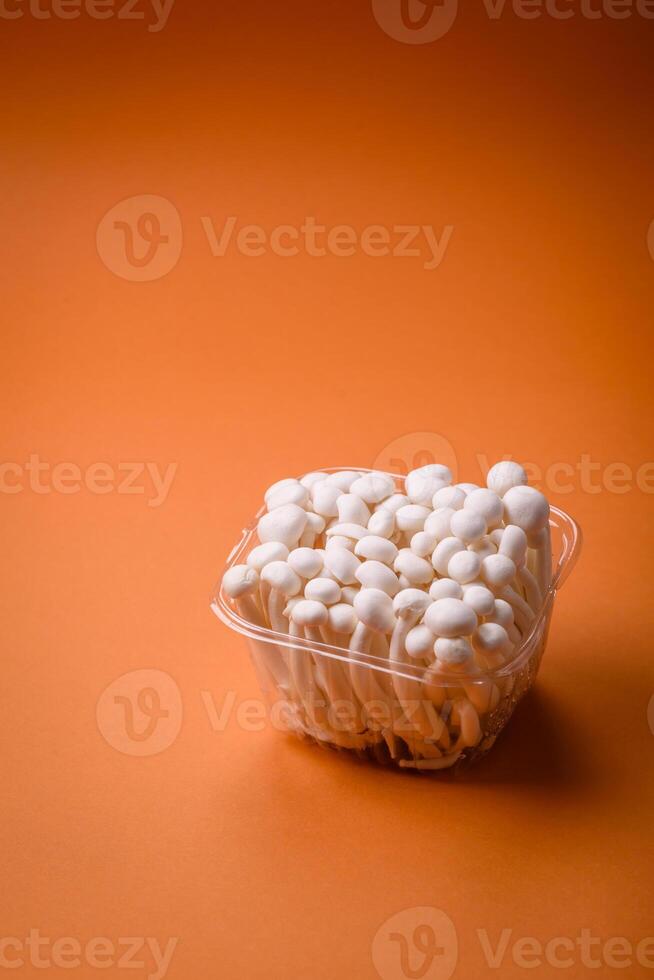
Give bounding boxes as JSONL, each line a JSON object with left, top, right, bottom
{"left": 2, "top": 1, "right": 654, "bottom": 978}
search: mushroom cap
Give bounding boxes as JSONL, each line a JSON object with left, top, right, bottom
{"left": 349, "top": 471, "right": 395, "bottom": 504}
{"left": 353, "top": 588, "right": 396, "bottom": 632}
{"left": 395, "top": 504, "right": 432, "bottom": 533}
{"left": 405, "top": 467, "right": 451, "bottom": 506}
{"left": 377, "top": 492, "right": 410, "bottom": 515}
{"left": 450, "top": 509, "right": 487, "bottom": 544}
{"left": 246, "top": 542, "right": 290, "bottom": 571}
{"left": 424, "top": 597, "right": 478, "bottom": 638}
{"left": 498, "top": 524, "right": 528, "bottom": 567}
{"left": 447, "top": 549, "right": 482, "bottom": 585}
{"left": 264, "top": 478, "right": 298, "bottom": 506}
{"left": 486, "top": 461, "right": 528, "bottom": 498}
{"left": 456, "top": 482, "right": 481, "bottom": 495}
{"left": 462, "top": 583, "right": 496, "bottom": 616}
{"left": 299, "top": 471, "right": 327, "bottom": 490}
{"left": 325, "top": 470, "right": 361, "bottom": 491}
{"left": 424, "top": 507, "right": 454, "bottom": 542}
{"left": 429, "top": 577, "right": 463, "bottom": 601}
{"left": 305, "top": 577, "right": 341, "bottom": 605}
{"left": 431, "top": 536, "right": 466, "bottom": 576}
{"left": 291, "top": 599, "right": 329, "bottom": 628}
{"left": 367, "top": 509, "right": 395, "bottom": 539}
{"left": 355, "top": 560, "right": 401, "bottom": 597}
{"left": 328, "top": 602, "right": 358, "bottom": 635}
{"left": 434, "top": 636, "right": 474, "bottom": 667}
{"left": 410, "top": 531, "right": 438, "bottom": 558}
{"left": 265, "top": 480, "right": 309, "bottom": 511}
{"left": 336, "top": 493, "right": 371, "bottom": 526}
{"left": 355, "top": 535, "right": 398, "bottom": 564}
{"left": 472, "top": 622, "right": 512, "bottom": 655}
{"left": 464, "top": 488, "right": 503, "bottom": 529}
{"left": 325, "top": 535, "right": 355, "bottom": 552}
{"left": 487, "top": 598, "right": 514, "bottom": 627}
{"left": 323, "top": 546, "right": 361, "bottom": 585}
{"left": 257, "top": 504, "right": 308, "bottom": 548}
{"left": 433, "top": 485, "right": 466, "bottom": 511}
{"left": 502, "top": 485, "right": 550, "bottom": 535}
{"left": 393, "top": 588, "right": 432, "bottom": 618}
{"left": 311, "top": 480, "right": 343, "bottom": 518}
{"left": 394, "top": 550, "right": 434, "bottom": 585}
{"left": 287, "top": 547, "right": 324, "bottom": 579}
{"left": 222, "top": 564, "right": 259, "bottom": 598}
{"left": 260, "top": 560, "right": 302, "bottom": 596}
{"left": 405, "top": 624, "right": 436, "bottom": 658}
{"left": 481, "top": 553, "right": 517, "bottom": 589}
{"left": 325, "top": 522, "right": 370, "bottom": 541}
{"left": 304, "top": 511, "right": 326, "bottom": 534}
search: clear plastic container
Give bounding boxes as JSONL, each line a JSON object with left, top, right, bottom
{"left": 211, "top": 468, "right": 582, "bottom": 772}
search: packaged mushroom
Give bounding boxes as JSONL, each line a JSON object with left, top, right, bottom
{"left": 212, "top": 463, "right": 581, "bottom": 772}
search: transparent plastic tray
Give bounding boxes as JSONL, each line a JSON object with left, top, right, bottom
{"left": 211, "top": 468, "right": 582, "bottom": 772}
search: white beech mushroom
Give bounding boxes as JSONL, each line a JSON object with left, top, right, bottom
{"left": 305, "top": 577, "right": 341, "bottom": 606}
{"left": 432, "top": 536, "right": 466, "bottom": 576}
{"left": 349, "top": 588, "right": 395, "bottom": 710}
{"left": 354, "top": 535, "right": 398, "bottom": 564}
{"left": 394, "top": 549, "right": 434, "bottom": 586}
{"left": 336, "top": 492, "right": 371, "bottom": 526}
{"left": 395, "top": 504, "right": 432, "bottom": 536}
{"left": 258, "top": 504, "right": 308, "bottom": 549}
{"left": 503, "top": 484, "right": 552, "bottom": 597}
{"left": 405, "top": 463, "right": 452, "bottom": 506}
{"left": 463, "top": 488, "right": 504, "bottom": 529}
{"left": 222, "top": 565, "right": 264, "bottom": 627}
{"left": 261, "top": 561, "right": 302, "bottom": 632}
{"left": 265, "top": 479, "right": 309, "bottom": 511}
{"left": 287, "top": 547, "right": 323, "bottom": 580}
{"left": 424, "top": 507, "right": 455, "bottom": 541}
{"left": 433, "top": 485, "right": 466, "bottom": 510}
{"left": 323, "top": 546, "right": 361, "bottom": 584}
{"left": 409, "top": 531, "right": 438, "bottom": 558}
{"left": 299, "top": 511, "right": 325, "bottom": 548}
{"left": 429, "top": 577, "right": 463, "bottom": 600}
{"left": 325, "top": 470, "right": 362, "bottom": 491}
{"left": 367, "top": 508, "right": 395, "bottom": 539}
{"left": 355, "top": 560, "right": 401, "bottom": 597}
{"left": 447, "top": 549, "right": 482, "bottom": 585}
{"left": 424, "top": 598, "right": 478, "bottom": 639}
{"left": 390, "top": 589, "right": 444, "bottom": 741}
{"left": 310, "top": 480, "right": 343, "bottom": 518}
{"left": 349, "top": 471, "right": 395, "bottom": 505}
{"left": 450, "top": 509, "right": 487, "bottom": 544}
{"left": 485, "top": 460, "right": 528, "bottom": 497}
{"left": 247, "top": 541, "right": 290, "bottom": 572}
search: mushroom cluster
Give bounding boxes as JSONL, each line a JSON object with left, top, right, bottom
{"left": 221, "top": 462, "right": 552, "bottom": 770}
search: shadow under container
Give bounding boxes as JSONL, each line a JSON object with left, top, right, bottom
{"left": 212, "top": 469, "right": 582, "bottom": 772}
